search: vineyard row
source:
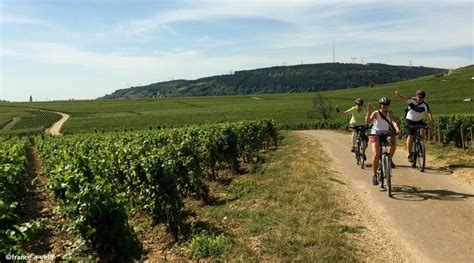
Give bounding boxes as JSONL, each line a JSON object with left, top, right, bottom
{"left": 35, "top": 119, "right": 277, "bottom": 260}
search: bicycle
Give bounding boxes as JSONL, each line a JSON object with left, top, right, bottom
{"left": 349, "top": 125, "right": 371, "bottom": 169}
{"left": 409, "top": 124, "right": 429, "bottom": 172}
{"left": 376, "top": 133, "right": 393, "bottom": 197}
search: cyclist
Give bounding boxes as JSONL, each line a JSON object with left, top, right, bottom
{"left": 366, "top": 97, "right": 401, "bottom": 185}
{"left": 395, "top": 89, "right": 433, "bottom": 162}
{"left": 337, "top": 98, "right": 369, "bottom": 157}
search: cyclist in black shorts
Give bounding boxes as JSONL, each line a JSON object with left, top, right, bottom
{"left": 395, "top": 89, "right": 433, "bottom": 162}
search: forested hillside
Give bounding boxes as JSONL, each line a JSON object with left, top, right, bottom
{"left": 100, "top": 63, "right": 445, "bottom": 99}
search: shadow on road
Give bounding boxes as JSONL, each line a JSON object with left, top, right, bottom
{"left": 390, "top": 185, "right": 474, "bottom": 201}
{"left": 393, "top": 164, "right": 455, "bottom": 175}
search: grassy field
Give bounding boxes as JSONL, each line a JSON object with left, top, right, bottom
{"left": 1, "top": 65, "right": 472, "bottom": 134}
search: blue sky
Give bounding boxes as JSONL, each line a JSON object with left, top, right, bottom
{"left": 1, "top": 0, "right": 472, "bottom": 101}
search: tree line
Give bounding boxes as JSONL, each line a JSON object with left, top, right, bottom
{"left": 100, "top": 63, "right": 445, "bottom": 99}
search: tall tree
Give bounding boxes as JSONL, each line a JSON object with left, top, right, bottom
{"left": 308, "top": 92, "right": 333, "bottom": 120}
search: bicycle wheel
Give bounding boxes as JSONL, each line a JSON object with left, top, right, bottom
{"left": 382, "top": 154, "right": 392, "bottom": 194}
{"left": 355, "top": 140, "right": 361, "bottom": 165}
{"left": 416, "top": 140, "right": 426, "bottom": 172}
{"left": 382, "top": 154, "right": 392, "bottom": 196}
{"left": 359, "top": 141, "right": 365, "bottom": 169}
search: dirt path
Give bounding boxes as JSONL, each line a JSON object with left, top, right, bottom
{"left": 1, "top": 116, "right": 21, "bottom": 130}
{"left": 302, "top": 130, "right": 474, "bottom": 262}
{"left": 45, "top": 112, "right": 69, "bottom": 136}
{"left": 22, "top": 147, "right": 68, "bottom": 255}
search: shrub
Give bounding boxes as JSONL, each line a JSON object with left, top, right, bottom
{"left": 188, "top": 232, "right": 231, "bottom": 258}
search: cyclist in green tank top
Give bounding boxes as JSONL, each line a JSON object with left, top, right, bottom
{"left": 338, "top": 98, "right": 369, "bottom": 153}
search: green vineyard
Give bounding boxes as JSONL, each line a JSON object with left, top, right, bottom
{"left": 18, "top": 120, "right": 278, "bottom": 260}
{"left": 0, "top": 138, "right": 32, "bottom": 253}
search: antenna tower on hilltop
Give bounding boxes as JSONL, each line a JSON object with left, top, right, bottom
{"left": 332, "top": 44, "right": 335, "bottom": 63}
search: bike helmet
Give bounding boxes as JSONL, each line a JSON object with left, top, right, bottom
{"left": 354, "top": 98, "right": 364, "bottom": 105}
{"left": 416, "top": 89, "right": 426, "bottom": 98}
{"left": 378, "top": 97, "right": 391, "bottom": 105}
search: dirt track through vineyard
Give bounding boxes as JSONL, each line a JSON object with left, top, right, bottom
{"left": 45, "top": 111, "right": 69, "bottom": 136}
{"left": 304, "top": 130, "right": 474, "bottom": 262}
{"left": 1, "top": 116, "right": 21, "bottom": 130}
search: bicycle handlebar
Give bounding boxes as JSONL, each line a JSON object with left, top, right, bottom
{"left": 348, "top": 124, "right": 372, "bottom": 129}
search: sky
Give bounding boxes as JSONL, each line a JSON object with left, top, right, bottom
{"left": 0, "top": 0, "right": 472, "bottom": 102}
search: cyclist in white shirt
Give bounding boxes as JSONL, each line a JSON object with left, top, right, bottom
{"left": 395, "top": 89, "right": 433, "bottom": 162}
{"left": 366, "top": 97, "right": 401, "bottom": 185}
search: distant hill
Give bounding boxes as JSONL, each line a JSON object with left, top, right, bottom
{"left": 100, "top": 63, "right": 446, "bottom": 99}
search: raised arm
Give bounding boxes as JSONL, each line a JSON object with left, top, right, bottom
{"left": 336, "top": 106, "right": 351, "bottom": 116}
{"left": 395, "top": 89, "right": 408, "bottom": 102}
{"left": 366, "top": 110, "right": 377, "bottom": 125}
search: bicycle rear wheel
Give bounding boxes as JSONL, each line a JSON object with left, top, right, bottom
{"left": 355, "top": 140, "right": 361, "bottom": 165}
{"left": 416, "top": 141, "right": 426, "bottom": 172}
{"left": 358, "top": 140, "right": 365, "bottom": 169}
{"left": 382, "top": 154, "right": 392, "bottom": 196}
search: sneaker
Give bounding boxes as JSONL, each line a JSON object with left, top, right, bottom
{"left": 391, "top": 161, "right": 396, "bottom": 168}
{"left": 408, "top": 153, "right": 413, "bottom": 163}
{"left": 372, "top": 175, "right": 378, "bottom": 185}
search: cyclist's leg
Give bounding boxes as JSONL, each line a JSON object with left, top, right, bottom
{"left": 407, "top": 135, "right": 413, "bottom": 152}
{"left": 420, "top": 122, "right": 427, "bottom": 139}
{"left": 389, "top": 135, "right": 397, "bottom": 168}
{"left": 351, "top": 130, "right": 356, "bottom": 151}
{"left": 389, "top": 135, "right": 397, "bottom": 158}
{"left": 406, "top": 119, "right": 415, "bottom": 155}
{"left": 363, "top": 134, "right": 368, "bottom": 158}
{"left": 370, "top": 137, "right": 380, "bottom": 175}
{"left": 370, "top": 136, "right": 380, "bottom": 185}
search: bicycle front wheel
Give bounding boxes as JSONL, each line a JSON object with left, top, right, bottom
{"left": 416, "top": 141, "right": 426, "bottom": 172}
{"left": 382, "top": 154, "right": 392, "bottom": 196}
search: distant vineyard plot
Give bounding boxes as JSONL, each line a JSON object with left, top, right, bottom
{"left": 0, "top": 108, "right": 61, "bottom": 135}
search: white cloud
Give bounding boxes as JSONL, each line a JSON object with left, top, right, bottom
{"left": 111, "top": 0, "right": 471, "bottom": 54}
{"left": 2, "top": 42, "right": 279, "bottom": 80}
{"left": 113, "top": 1, "right": 323, "bottom": 36}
